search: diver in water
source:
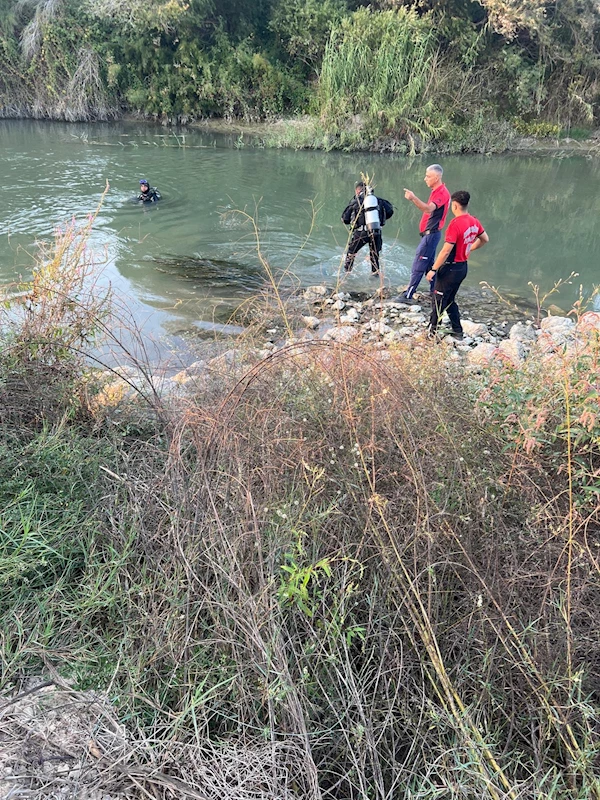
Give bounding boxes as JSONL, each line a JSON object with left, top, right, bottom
{"left": 341, "top": 181, "right": 393, "bottom": 276}
{"left": 137, "top": 179, "right": 161, "bottom": 203}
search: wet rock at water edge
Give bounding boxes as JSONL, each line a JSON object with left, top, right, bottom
{"left": 546, "top": 304, "right": 567, "bottom": 317}
{"left": 303, "top": 285, "right": 330, "bottom": 303}
{"left": 192, "top": 320, "right": 246, "bottom": 337}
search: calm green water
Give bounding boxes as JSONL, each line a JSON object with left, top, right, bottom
{"left": 1, "top": 120, "right": 598, "bottom": 345}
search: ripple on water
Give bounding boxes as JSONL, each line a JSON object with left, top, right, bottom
{"left": 1, "top": 120, "right": 598, "bottom": 347}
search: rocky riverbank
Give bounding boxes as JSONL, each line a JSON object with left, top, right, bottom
{"left": 93, "top": 284, "right": 599, "bottom": 410}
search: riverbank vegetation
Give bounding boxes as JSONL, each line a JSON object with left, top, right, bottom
{"left": 1, "top": 217, "right": 599, "bottom": 798}
{"left": 0, "top": 0, "right": 598, "bottom": 151}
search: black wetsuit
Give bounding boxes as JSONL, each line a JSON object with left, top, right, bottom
{"left": 342, "top": 194, "right": 393, "bottom": 273}
{"left": 138, "top": 187, "right": 161, "bottom": 203}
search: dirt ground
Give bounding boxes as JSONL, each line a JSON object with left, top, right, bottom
{"left": 0, "top": 678, "right": 316, "bottom": 800}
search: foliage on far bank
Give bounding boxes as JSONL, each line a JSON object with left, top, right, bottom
{"left": 318, "top": 9, "right": 441, "bottom": 148}
{"left": 0, "top": 0, "right": 599, "bottom": 151}
{"left": 0, "top": 216, "right": 599, "bottom": 799}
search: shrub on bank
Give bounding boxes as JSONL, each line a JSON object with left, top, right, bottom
{"left": 479, "top": 331, "right": 600, "bottom": 518}
{"left": 1, "top": 1, "right": 599, "bottom": 148}
{"left": 318, "top": 8, "right": 441, "bottom": 148}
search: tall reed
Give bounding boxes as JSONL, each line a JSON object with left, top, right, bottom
{"left": 319, "top": 8, "right": 441, "bottom": 147}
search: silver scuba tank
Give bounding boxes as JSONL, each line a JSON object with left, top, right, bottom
{"left": 364, "top": 187, "right": 380, "bottom": 231}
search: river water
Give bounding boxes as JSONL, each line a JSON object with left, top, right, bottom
{"left": 1, "top": 119, "right": 598, "bottom": 347}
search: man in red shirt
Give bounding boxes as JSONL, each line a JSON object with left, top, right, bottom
{"left": 401, "top": 164, "right": 451, "bottom": 302}
{"left": 426, "top": 190, "right": 489, "bottom": 339}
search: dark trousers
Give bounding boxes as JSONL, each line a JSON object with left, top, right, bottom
{"left": 429, "top": 261, "right": 468, "bottom": 333}
{"left": 405, "top": 231, "right": 441, "bottom": 299}
{"left": 344, "top": 229, "right": 382, "bottom": 273}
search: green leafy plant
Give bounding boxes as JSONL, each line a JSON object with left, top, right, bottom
{"left": 318, "top": 8, "right": 442, "bottom": 149}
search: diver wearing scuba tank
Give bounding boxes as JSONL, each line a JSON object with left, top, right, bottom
{"left": 341, "top": 181, "right": 394, "bottom": 274}
{"left": 137, "top": 179, "right": 161, "bottom": 203}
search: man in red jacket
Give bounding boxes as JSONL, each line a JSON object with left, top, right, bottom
{"left": 401, "top": 164, "right": 451, "bottom": 302}
{"left": 426, "top": 190, "right": 489, "bottom": 340}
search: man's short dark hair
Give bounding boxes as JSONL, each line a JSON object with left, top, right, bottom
{"left": 355, "top": 181, "right": 365, "bottom": 191}
{"left": 451, "top": 190, "right": 470, "bottom": 208}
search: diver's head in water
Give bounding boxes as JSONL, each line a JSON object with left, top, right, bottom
{"left": 139, "top": 179, "right": 149, "bottom": 195}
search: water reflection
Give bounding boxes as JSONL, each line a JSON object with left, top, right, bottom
{"left": 0, "top": 118, "right": 598, "bottom": 343}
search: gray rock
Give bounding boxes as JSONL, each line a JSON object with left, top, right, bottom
{"left": 443, "top": 334, "right": 463, "bottom": 345}
{"left": 304, "top": 285, "right": 328, "bottom": 300}
{"left": 468, "top": 343, "right": 498, "bottom": 366}
{"left": 185, "top": 361, "right": 206, "bottom": 378}
{"left": 369, "top": 320, "right": 392, "bottom": 335}
{"left": 301, "top": 315, "right": 320, "bottom": 330}
{"left": 323, "top": 325, "right": 361, "bottom": 344}
{"left": 154, "top": 377, "right": 187, "bottom": 399}
{"left": 540, "top": 315, "right": 576, "bottom": 346}
{"left": 208, "top": 349, "right": 242, "bottom": 371}
{"left": 540, "top": 315, "right": 575, "bottom": 333}
{"left": 332, "top": 299, "right": 346, "bottom": 311}
{"left": 498, "top": 339, "right": 526, "bottom": 365}
{"left": 509, "top": 322, "right": 537, "bottom": 342}
{"left": 462, "top": 320, "right": 488, "bottom": 338}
